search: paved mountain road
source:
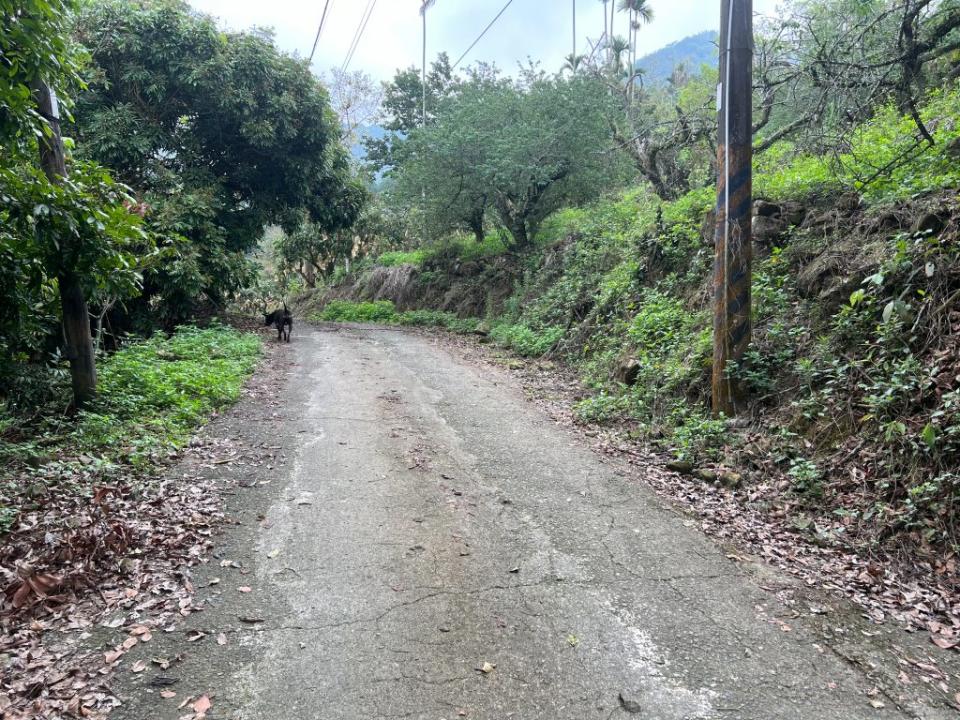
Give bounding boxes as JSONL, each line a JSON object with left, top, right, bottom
{"left": 113, "top": 325, "right": 949, "bottom": 720}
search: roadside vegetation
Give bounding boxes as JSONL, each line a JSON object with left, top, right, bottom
{"left": 289, "top": 0, "right": 960, "bottom": 653}
{"left": 1, "top": 325, "right": 261, "bottom": 527}
{"left": 3, "top": 0, "right": 960, "bottom": 712}
{"left": 1, "top": 3, "right": 362, "bottom": 715}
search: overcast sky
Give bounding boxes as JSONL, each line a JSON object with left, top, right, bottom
{"left": 187, "top": 0, "right": 782, "bottom": 81}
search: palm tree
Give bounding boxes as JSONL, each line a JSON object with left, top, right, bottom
{"left": 616, "top": 0, "right": 654, "bottom": 101}
{"left": 608, "top": 35, "right": 631, "bottom": 74}
{"left": 562, "top": 53, "right": 587, "bottom": 74}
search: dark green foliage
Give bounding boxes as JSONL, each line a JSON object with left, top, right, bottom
{"left": 70, "top": 0, "right": 352, "bottom": 320}
{"left": 0, "top": 0, "right": 80, "bottom": 144}
{"left": 0, "top": 325, "right": 261, "bottom": 476}
{"left": 489, "top": 324, "right": 564, "bottom": 357}
{"left": 385, "top": 68, "right": 632, "bottom": 247}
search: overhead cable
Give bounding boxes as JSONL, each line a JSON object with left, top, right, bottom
{"left": 342, "top": 0, "right": 377, "bottom": 72}
{"left": 452, "top": 0, "right": 516, "bottom": 70}
{"left": 309, "top": 0, "right": 334, "bottom": 63}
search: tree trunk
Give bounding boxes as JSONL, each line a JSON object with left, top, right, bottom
{"left": 59, "top": 271, "right": 97, "bottom": 406}
{"left": 303, "top": 260, "right": 317, "bottom": 288}
{"left": 509, "top": 218, "right": 529, "bottom": 248}
{"left": 468, "top": 209, "right": 485, "bottom": 243}
{"left": 33, "top": 79, "right": 97, "bottom": 407}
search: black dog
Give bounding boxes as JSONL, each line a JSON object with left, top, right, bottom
{"left": 264, "top": 303, "right": 293, "bottom": 342}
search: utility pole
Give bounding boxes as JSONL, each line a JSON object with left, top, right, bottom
{"left": 420, "top": 0, "right": 435, "bottom": 128}
{"left": 711, "top": 0, "right": 753, "bottom": 416}
{"left": 420, "top": 0, "right": 435, "bottom": 244}
{"left": 572, "top": 0, "right": 576, "bottom": 57}
{"left": 32, "top": 80, "right": 97, "bottom": 407}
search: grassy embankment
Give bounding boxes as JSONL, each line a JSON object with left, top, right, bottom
{"left": 314, "top": 87, "right": 960, "bottom": 556}
{"left": 0, "top": 325, "right": 261, "bottom": 530}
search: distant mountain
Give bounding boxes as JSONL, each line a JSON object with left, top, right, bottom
{"left": 350, "top": 124, "right": 385, "bottom": 161}
{"left": 635, "top": 30, "right": 718, "bottom": 85}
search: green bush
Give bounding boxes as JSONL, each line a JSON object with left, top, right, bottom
{"left": 668, "top": 409, "right": 730, "bottom": 463}
{"left": 490, "top": 323, "right": 564, "bottom": 357}
{"left": 377, "top": 250, "right": 426, "bottom": 267}
{"left": 0, "top": 324, "right": 261, "bottom": 473}
{"left": 320, "top": 300, "right": 399, "bottom": 322}
{"left": 313, "top": 301, "right": 483, "bottom": 335}
{"left": 397, "top": 309, "right": 480, "bottom": 333}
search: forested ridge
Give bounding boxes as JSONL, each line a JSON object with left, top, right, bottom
{"left": 2, "top": 0, "right": 960, "bottom": 716}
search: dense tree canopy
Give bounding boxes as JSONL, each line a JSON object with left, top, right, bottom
{"left": 386, "top": 68, "right": 630, "bottom": 247}
{"left": 1, "top": 0, "right": 367, "bottom": 404}
{"left": 70, "top": 0, "right": 360, "bottom": 321}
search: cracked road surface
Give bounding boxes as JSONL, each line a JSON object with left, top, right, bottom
{"left": 114, "top": 325, "right": 942, "bottom": 719}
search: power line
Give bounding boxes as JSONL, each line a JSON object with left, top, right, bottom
{"left": 341, "top": 0, "right": 377, "bottom": 72}
{"left": 308, "top": 0, "right": 334, "bottom": 64}
{"left": 451, "top": 0, "right": 515, "bottom": 70}
{"left": 341, "top": 0, "right": 374, "bottom": 71}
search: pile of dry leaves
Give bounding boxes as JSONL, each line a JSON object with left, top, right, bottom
{"left": 0, "top": 341, "right": 286, "bottom": 719}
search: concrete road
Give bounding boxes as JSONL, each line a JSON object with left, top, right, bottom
{"left": 114, "top": 325, "right": 948, "bottom": 720}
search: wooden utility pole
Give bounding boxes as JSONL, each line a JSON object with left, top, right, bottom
{"left": 33, "top": 80, "right": 97, "bottom": 407}
{"left": 711, "top": 0, "right": 753, "bottom": 416}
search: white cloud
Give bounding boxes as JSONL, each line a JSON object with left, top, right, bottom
{"left": 187, "top": 0, "right": 784, "bottom": 81}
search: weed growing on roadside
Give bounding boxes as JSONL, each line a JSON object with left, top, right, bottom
{"left": 0, "top": 324, "right": 262, "bottom": 480}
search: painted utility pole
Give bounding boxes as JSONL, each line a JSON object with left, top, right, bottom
{"left": 33, "top": 80, "right": 97, "bottom": 407}
{"left": 711, "top": 0, "right": 753, "bottom": 416}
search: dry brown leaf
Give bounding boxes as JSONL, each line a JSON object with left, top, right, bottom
{"left": 237, "top": 586, "right": 252, "bottom": 593}
{"left": 160, "top": 690, "right": 177, "bottom": 699}
{"left": 216, "top": 633, "right": 228, "bottom": 646}
{"left": 931, "top": 634, "right": 958, "bottom": 650}
{"left": 192, "top": 694, "right": 212, "bottom": 715}
{"left": 131, "top": 660, "right": 147, "bottom": 673}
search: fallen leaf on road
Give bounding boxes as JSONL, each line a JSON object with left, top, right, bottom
{"left": 931, "top": 633, "right": 958, "bottom": 650}
{"left": 131, "top": 660, "right": 146, "bottom": 673}
{"left": 479, "top": 662, "right": 496, "bottom": 674}
{"left": 216, "top": 633, "right": 228, "bottom": 646}
{"left": 160, "top": 690, "right": 176, "bottom": 699}
{"left": 238, "top": 586, "right": 252, "bottom": 593}
{"left": 267, "top": 549, "right": 280, "bottom": 558}
{"left": 186, "top": 630, "right": 206, "bottom": 642}
{"left": 104, "top": 649, "right": 124, "bottom": 664}
{"left": 192, "top": 695, "right": 211, "bottom": 715}
{"left": 239, "top": 615, "right": 264, "bottom": 624}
